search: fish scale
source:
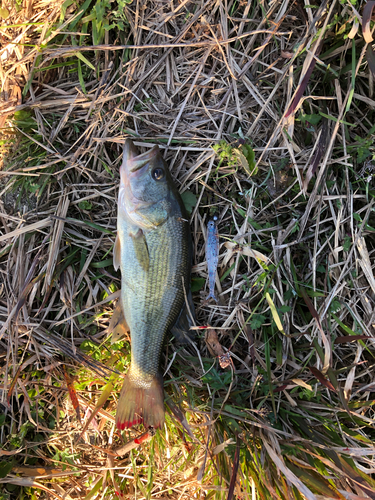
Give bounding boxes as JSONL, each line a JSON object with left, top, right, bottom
{"left": 120, "top": 220, "right": 188, "bottom": 380}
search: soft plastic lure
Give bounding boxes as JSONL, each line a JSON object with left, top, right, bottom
{"left": 205, "top": 215, "right": 219, "bottom": 302}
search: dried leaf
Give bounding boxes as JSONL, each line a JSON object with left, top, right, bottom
{"left": 76, "top": 375, "right": 117, "bottom": 443}
{"left": 166, "top": 400, "right": 194, "bottom": 439}
{"left": 227, "top": 435, "right": 240, "bottom": 500}
{"left": 338, "top": 456, "right": 375, "bottom": 499}
{"left": 265, "top": 292, "right": 286, "bottom": 335}
{"left": 0, "top": 448, "right": 23, "bottom": 457}
{"left": 366, "top": 44, "right": 375, "bottom": 79}
{"left": 309, "top": 366, "right": 337, "bottom": 393}
{"left": 12, "top": 466, "right": 63, "bottom": 477}
{"left": 362, "top": 1, "right": 375, "bottom": 43}
{"left": 274, "top": 384, "right": 288, "bottom": 393}
{"left": 301, "top": 287, "right": 331, "bottom": 374}
{"left": 7, "top": 364, "right": 22, "bottom": 406}
{"left": 287, "top": 461, "right": 342, "bottom": 497}
{"left": 238, "top": 310, "right": 255, "bottom": 364}
{"left": 334, "top": 335, "right": 370, "bottom": 344}
{"left": 285, "top": 43, "right": 322, "bottom": 117}
{"left": 0, "top": 219, "right": 52, "bottom": 244}
{"left": 82, "top": 408, "right": 99, "bottom": 430}
{"left": 224, "top": 241, "right": 269, "bottom": 264}
{"left": 263, "top": 439, "right": 316, "bottom": 500}
{"left": 213, "top": 438, "right": 235, "bottom": 455}
{"left": 7, "top": 355, "right": 38, "bottom": 405}
{"left": 0, "top": 477, "right": 65, "bottom": 499}
{"left": 14, "top": 273, "right": 44, "bottom": 321}
{"left": 205, "top": 329, "right": 225, "bottom": 358}
{"left": 303, "top": 119, "right": 329, "bottom": 191}
{"left": 292, "top": 378, "right": 313, "bottom": 391}
{"left": 348, "top": 17, "right": 359, "bottom": 39}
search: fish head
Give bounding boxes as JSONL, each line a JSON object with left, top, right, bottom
{"left": 119, "top": 140, "right": 174, "bottom": 228}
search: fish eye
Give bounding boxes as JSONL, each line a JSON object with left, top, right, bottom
{"left": 151, "top": 167, "right": 165, "bottom": 181}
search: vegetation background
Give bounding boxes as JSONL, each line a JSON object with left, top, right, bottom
{"left": 1, "top": 0, "right": 375, "bottom": 498}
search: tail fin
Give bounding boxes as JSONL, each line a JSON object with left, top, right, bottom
{"left": 116, "top": 371, "right": 165, "bottom": 430}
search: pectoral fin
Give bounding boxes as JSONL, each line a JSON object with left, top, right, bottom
{"left": 131, "top": 229, "right": 149, "bottom": 272}
{"left": 109, "top": 302, "right": 130, "bottom": 344}
{"left": 113, "top": 233, "right": 121, "bottom": 271}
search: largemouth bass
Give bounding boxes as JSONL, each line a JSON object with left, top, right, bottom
{"left": 113, "top": 140, "right": 192, "bottom": 430}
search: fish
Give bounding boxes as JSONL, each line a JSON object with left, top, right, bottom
{"left": 205, "top": 215, "right": 219, "bottom": 302}
{"left": 113, "top": 139, "right": 192, "bottom": 430}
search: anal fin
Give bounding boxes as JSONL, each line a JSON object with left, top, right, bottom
{"left": 108, "top": 301, "right": 130, "bottom": 344}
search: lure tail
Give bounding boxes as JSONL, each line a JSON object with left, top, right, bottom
{"left": 206, "top": 291, "right": 218, "bottom": 303}
{"left": 116, "top": 370, "right": 165, "bottom": 430}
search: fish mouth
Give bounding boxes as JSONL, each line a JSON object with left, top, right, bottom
{"left": 122, "top": 140, "right": 160, "bottom": 174}
{"left": 120, "top": 139, "right": 160, "bottom": 211}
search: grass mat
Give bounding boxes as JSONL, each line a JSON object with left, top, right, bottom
{"left": 1, "top": 0, "right": 375, "bottom": 498}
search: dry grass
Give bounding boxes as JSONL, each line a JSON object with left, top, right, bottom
{"left": 1, "top": 0, "right": 375, "bottom": 498}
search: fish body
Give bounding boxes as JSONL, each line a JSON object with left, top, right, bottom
{"left": 114, "top": 140, "right": 191, "bottom": 430}
{"left": 205, "top": 216, "right": 219, "bottom": 302}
